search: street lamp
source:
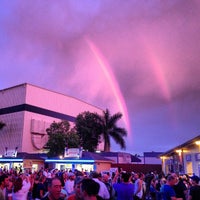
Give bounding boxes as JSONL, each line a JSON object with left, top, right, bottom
{"left": 195, "top": 140, "right": 200, "bottom": 152}
{"left": 195, "top": 141, "right": 200, "bottom": 145}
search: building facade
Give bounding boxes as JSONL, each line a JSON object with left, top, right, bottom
{"left": 0, "top": 83, "right": 103, "bottom": 156}
{"left": 0, "top": 151, "right": 113, "bottom": 173}
{"left": 142, "top": 152, "right": 163, "bottom": 165}
{"left": 161, "top": 135, "right": 200, "bottom": 176}
{"left": 98, "top": 151, "right": 141, "bottom": 164}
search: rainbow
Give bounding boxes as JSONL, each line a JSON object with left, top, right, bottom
{"left": 141, "top": 37, "right": 171, "bottom": 102}
{"left": 149, "top": 52, "right": 171, "bottom": 102}
{"left": 85, "top": 38, "right": 131, "bottom": 134}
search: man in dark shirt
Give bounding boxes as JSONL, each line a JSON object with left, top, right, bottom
{"left": 80, "top": 178, "right": 101, "bottom": 200}
{"left": 41, "top": 177, "right": 63, "bottom": 200}
{"left": 188, "top": 175, "right": 200, "bottom": 200}
{"left": 173, "top": 177, "right": 187, "bottom": 200}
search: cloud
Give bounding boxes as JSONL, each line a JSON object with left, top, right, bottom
{"left": 1, "top": 0, "right": 200, "bottom": 153}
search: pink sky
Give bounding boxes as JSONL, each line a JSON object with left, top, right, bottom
{"left": 1, "top": 0, "right": 200, "bottom": 155}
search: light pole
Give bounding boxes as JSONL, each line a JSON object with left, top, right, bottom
{"left": 160, "top": 156, "right": 166, "bottom": 174}
{"left": 176, "top": 149, "right": 185, "bottom": 174}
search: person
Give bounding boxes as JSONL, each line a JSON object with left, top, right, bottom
{"left": 67, "top": 177, "right": 83, "bottom": 200}
{"left": 134, "top": 172, "right": 145, "bottom": 200}
{"left": 43, "top": 168, "right": 49, "bottom": 178}
{"left": 32, "top": 175, "right": 40, "bottom": 200}
{"left": 80, "top": 178, "right": 100, "bottom": 200}
{"left": 160, "top": 174, "right": 177, "bottom": 200}
{"left": 41, "top": 177, "right": 63, "bottom": 200}
{"left": 28, "top": 172, "right": 35, "bottom": 200}
{"left": 112, "top": 171, "right": 134, "bottom": 200}
{"left": 60, "top": 187, "right": 68, "bottom": 200}
{"left": 6, "top": 175, "right": 13, "bottom": 200}
{"left": 155, "top": 176, "right": 166, "bottom": 200}
{"left": 188, "top": 175, "right": 200, "bottom": 200}
{"left": 173, "top": 176, "right": 187, "bottom": 200}
{"left": 65, "top": 173, "right": 75, "bottom": 196}
{"left": 89, "top": 171, "right": 110, "bottom": 200}
{"left": 102, "top": 173, "right": 114, "bottom": 200}
{"left": 12, "top": 175, "right": 31, "bottom": 200}
{"left": 60, "top": 172, "right": 68, "bottom": 188}
{"left": 0, "top": 174, "right": 9, "bottom": 200}
{"left": 34, "top": 175, "right": 47, "bottom": 199}
{"left": 149, "top": 178, "right": 157, "bottom": 200}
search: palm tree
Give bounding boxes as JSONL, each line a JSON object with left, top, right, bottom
{"left": 95, "top": 109, "right": 127, "bottom": 152}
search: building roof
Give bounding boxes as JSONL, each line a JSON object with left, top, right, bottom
{"left": 17, "top": 152, "right": 46, "bottom": 160}
{"left": 0, "top": 151, "right": 143, "bottom": 163}
{"left": 82, "top": 152, "right": 113, "bottom": 162}
{"left": 0, "top": 83, "right": 102, "bottom": 110}
{"left": 98, "top": 152, "right": 120, "bottom": 156}
{"left": 161, "top": 135, "right": 200, "bottom": 156}
{"left": 98, "top": 151, "right": 141, "bottom": 162}
{"left": 1, "top": 151, "right": 113, "bottom": 163}
{"left": 143, "top": 152, "right": 163, "bottom": 157}
{"left": 131, "top": 154, "right": 141, "bottom": 162}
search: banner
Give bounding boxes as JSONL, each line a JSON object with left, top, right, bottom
{"left": 4, "top": 149, "right": 17, "bottom": 157}
{"left": 64, "top": 147, "right": 83, "bottom": 158}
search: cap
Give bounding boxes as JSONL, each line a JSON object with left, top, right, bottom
{"left": 190, "top": 175, "right": 200, "bottom": 183}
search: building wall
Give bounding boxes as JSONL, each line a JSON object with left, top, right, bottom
{"left": 95, "top": 162, "right": 111, "bottom": 173}
{"left": 118, "top": 152, "right": 132, "bottom": 163}
{"left": 0, "top": 83, "right": 103, "bottom": 155}
{"left": 23, "top": 159, "right": 44, "bottom": 172}
{"left": 0, "top": 85, "right": 26, "bottom": 154}
{"left": 141, "top": 157, "right": 162, "bottom": 165}
{"left": 111, "top": 163, "right": 162, "bottom": 174}
{"left": 0, "top": 84, "right": 26, "bottom": 108}
{"left": 162, "top": 142, "right": 200, "bottom": 176}
{"left": 102, "top": 153, "right": 132, "bottom": 164}
{"left": 0, "top": 112, "right": 24, "bottom": 154}
{"left": 22, "top": 111, "right": 57, "bottom": 153}
{"left": 184, "top": 147, "right": 200, "bottom": 176}
{"left": 25, "top": 84, "right": 101, "bottom": 116}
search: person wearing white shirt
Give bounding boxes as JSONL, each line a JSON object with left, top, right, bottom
{"left": 90, "top": 171, "right": 110, "bottom": 200}
{"left": 13, "top": 175, "right": 31, "bottom": 200}
{"left": 64, "top": 172, "right": 75, "bottom": 196}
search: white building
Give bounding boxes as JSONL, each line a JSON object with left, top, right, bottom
{"left": 161, "top": 135, "right": 200, "bottom": 176}
{"left": 142, "top": 152, "right": 163, "bottom": 165}
{"left": 98, "top": 151, "right": 141, "bottom": 164}
{"left": 0, "top": 83, "right": 103, "bottom": 156}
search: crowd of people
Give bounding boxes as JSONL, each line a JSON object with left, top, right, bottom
{"left": 0, "top": 166, "right": 200, "bottom": 200}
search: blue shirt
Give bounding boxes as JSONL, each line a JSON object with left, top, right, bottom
{"left": 160, "top": 184, "right": 176, "bottom": 200}
{"left": 113, "top": 182, "right": 134, "bottom": 200}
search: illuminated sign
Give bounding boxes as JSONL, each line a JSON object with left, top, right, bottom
{"left": 4, "top": 149, "right": 17, "bottom": 157}
{"left": 64, "top": 147, "right": 82, "bottom": 158}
